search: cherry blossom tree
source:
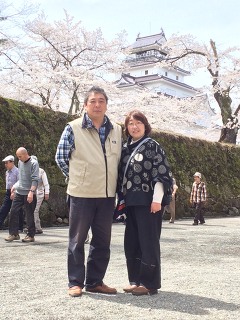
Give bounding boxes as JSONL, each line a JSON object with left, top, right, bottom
{"left": 159, "top": 34, "right": 240, "bottom": 144}
{"left": 0, "top": 0, "right": 38, "bottom": 44}
{"left": 106, "top": 87, "right": 220, "bottom": 143}
{"left": 0, "top": 11, "right": 127, "bottom": 114}
{"left": 0, "top": 15, "right": 221, "bottom": 142}
{"left": 1, "top": 10, "right": 237, "bottom": 143}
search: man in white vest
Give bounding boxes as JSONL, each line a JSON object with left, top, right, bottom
{"left": 56, "top": 86, "right": 122, "bottom": 297}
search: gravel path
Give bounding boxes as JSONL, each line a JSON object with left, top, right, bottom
{"left": 0, "top": 217, "right": 239, "bottom": 320}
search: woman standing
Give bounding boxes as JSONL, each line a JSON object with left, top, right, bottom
{"left": 118, "top": 110, "right": 173, "bottom": 296}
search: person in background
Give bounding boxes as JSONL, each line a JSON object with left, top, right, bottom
{"left": 33, "top": 168, "right": 49, "bottom": 234}
{"left": 24, "top": 167, "right": 50, "bottom": 234}
{"left": 55, "top": 86, "right": 122, "bottom": 297}
{"left": 164, "top": 177, "right": 178, "bottom": 223}
{"left": 5, "top": 147, "right": 39, "bottom": 242}
{"left": 0, "top": 155, "right": 24, "bottom": 231}
{"left": 118, "top": 110, "right": 173, "bottom": 296}
{"left": 190, "top": 172, "right": 207, "bottom": 225}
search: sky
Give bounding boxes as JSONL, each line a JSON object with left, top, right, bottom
{"left": 31, "top": 0, "right": 240, "bottom": 87}
{"left": 32, "top": 0, "right": 240, "bottom": 47}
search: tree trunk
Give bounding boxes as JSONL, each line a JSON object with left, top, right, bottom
{"left": 218, "top": 105, "right": 239, "bottom": 144}
{"left": 219, "top": 127, "right": 238, "bottom": 144}
{"left": 213, "top": 89, "right": 238, "bottom": 144}
{"left": 208, "top": 40, "right": 238, "bottom": 144}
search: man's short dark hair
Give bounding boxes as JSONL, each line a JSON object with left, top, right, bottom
{"left": 84, "top": 86, "right": 108, "bottom": 105}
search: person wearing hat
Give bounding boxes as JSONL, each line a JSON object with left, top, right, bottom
{"left": 190, "top": 172, "right": 207, "bottom": 225}
{"left": 0, "top": 155, "right": 24, "bottom": 230}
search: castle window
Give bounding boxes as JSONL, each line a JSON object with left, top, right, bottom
{"left": 165, "top": 71, "right": 168, "bottom": 76}
{"left": 176, "top": 75, "right": 179, "bottom": 80}
{"left": 145, "top": 70, "right": 148, "bottom": 75}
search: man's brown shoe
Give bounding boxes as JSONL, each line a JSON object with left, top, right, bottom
{"left": 5, "top": 234, "right": 20, "bottom": 242}
{"left": 86, "top": 283, "right": 117, "bottom": 294}
{"left": 22, "top": 235, "right": 35, "bottom": 243}
{"left": 123, "top": 285, "right": 138, "bottom": 293}
{"left": 68, "top": 286, "right": 82, "bottom": 297}
{"left": 132, "top": 286, "right": 158, "bottom": 296}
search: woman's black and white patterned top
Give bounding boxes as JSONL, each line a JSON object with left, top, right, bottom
{"left": 118, "top": 135, "right": 173, "bottom": 207}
